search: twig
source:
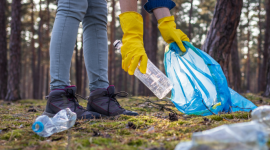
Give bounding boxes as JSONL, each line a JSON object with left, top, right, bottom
{"left": 142, "top": 97, "right": 177, "bottom": 114}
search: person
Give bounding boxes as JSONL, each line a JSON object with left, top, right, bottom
{"left": 43, "top": 0, "right": 189, "bottom": 119}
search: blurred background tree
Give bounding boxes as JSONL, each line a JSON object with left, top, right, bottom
{"left": 0, "top": 0, "right": 270, "bottom": 101}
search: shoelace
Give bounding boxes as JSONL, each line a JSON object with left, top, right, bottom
{"left": 65, "top": 89, "right": 86, "bottom": 113}
{"left": 104, "top": 91, "right": 128, "bottom": 116}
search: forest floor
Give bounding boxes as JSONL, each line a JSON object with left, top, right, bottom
{"left": 0, "top": 94, "right": 269, "bottom": 150}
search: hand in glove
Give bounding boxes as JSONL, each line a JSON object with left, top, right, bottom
{"left": 158, "top": 16, "right": 190, "bottom": 52}
{"left": 119, "top": 12, "right": 148, "bottom": 75}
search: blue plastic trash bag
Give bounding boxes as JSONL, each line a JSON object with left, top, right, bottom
{"left": 164, "top": 42, "right": 257, "bottom": 116}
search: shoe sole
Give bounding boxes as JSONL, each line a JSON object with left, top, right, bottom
{"left": 42, "top": 111, "right": 55, "bottom": 117}
{"left": 42, "top": 111, "right": 107, "bottom": 120}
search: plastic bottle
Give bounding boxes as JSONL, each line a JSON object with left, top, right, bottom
{"left": 174, "top": 106, "right": 270, "bottom": 150}
{"left": 252, "top": 105, "right": 270, "bottom": 133}
{"left": 114, "top": 40, "right": 173, "bottom": 99}
{"left": 191, "top": 121, "right": 268, "bottom": 150}
{"left": 32, "top": 108, "right": 77, "bottom": 137}
{"left": 175, "top": 122, "right": 268, "bottom": 150}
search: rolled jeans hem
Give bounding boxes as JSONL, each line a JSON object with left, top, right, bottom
{"left": 89, "top": 80, "right": 109, "bottom": 92}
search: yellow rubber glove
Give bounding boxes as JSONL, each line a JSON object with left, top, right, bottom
{"left": 158, "top": 16, "right": 190, "bottom": 52}
{"left": 119, "top": 12, "right": 148, "bottom": 75}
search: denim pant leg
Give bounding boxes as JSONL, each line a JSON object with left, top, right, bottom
{"left": 50, "top": 0, "right": 88, "bottom": 90}
{"left": 83, "top": 0, "right": 109, "bottom": 91}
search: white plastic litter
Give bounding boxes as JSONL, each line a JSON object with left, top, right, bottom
{"left": 114, "top": 40, "right": 173, "bottom": 99}
{"left": 32, "top": 108, "right": 76, "bottom": 137}
{"left": 175, "top": 106, "right": 270, "bottom": 150}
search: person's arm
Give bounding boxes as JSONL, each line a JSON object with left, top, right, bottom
{"left": 153, "top": 7, "right": 171, "bottom": 20}
{"left": 153, "top": 7, "right": 190, "bottom": 52}
{"left": 147, "top": 0, "right": 190, "bottom": 52}
{"left": 118, "top": 0, "right": 148, "bottom": 75}
{"left": 119, "top": 0, "right": 137, "bottom": 13}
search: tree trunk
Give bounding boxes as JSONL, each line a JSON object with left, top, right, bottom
{"left": 141, "top": 0, "right": 151, "bottom": 96}
{"left": 75, "top": 40, "right": 82, "bottom": 94}
{"left": 5, "top": 0, "right": 22, "bottom": 101}
{"left": 230, "top": 35, "right": 242, "bottom": 92}
{"left": 117, "top": 66, "right": 123, "bottom": 91}
{"left": 40, "top": 65, "right": 45, "bottom": 99}
{"left": 83, "top": 63, "right": 87, "bottom": 97}
{"left": 31, "top": 0, "right": 37, "bottom": 99}
{"left": 45, "top": 0, "right": 50, "bottom": 96}
{"left": 109, "top": 0, "right": 115, "bottom": 85}
{"left": 257, "top": 0, "right": 262, "bottom": 93}
{"left": 21, "top": 46, "right": 26, "bottom": 98}
{"left": 201, "top": 0, "right": 243, "bottom": 81}
{"left": 151, "top": 15, "right": 158, "bottom": 66}
{"left": 265, "top": 59, "right": 270, "bottom": 97}
{"left": 188, "top": 0, "right": 193, "bottom": 40}
{"left": 45, "top": 67, "right": 49, "bottom": 96}
{"left": 37, "top": 0, "right": 43, "bottom": 99}
{"left": 124, "top": 72, "right": 128, "bottom": 92}
{"left": 246, "top": 0, "right": 251, "bottom": 92}
{"left": 81, "top": 38, "right": 87, "bottom": 97}
{"left": 80, "top": 40, "right": 84, "bottom": 93}
{"left": 263, "top": 0, "right": 270, "bottom": 93}
{"left": 131, "top": 75, "right": 135, "bottom": 96}
{"left": 0, "top": 0, "right": 7, "bottom": 100}
{"left": 108, "top": 0, "right": 115, "bottom": 84}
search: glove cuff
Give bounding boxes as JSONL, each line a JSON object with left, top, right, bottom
{"left": 119, "top": 11, "right": 143, "bottom": 33}
{"left": 158, "top": 15, "right": 175, "bottom": 24}
{"left": 119, "top": 11, "right": 142, "bottom": 18}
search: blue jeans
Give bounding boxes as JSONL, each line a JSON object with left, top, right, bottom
{"left": 50, "top": 0, "right": 109, "bottom": 91}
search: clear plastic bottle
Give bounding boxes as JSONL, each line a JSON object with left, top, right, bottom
{"left": 114, "top": 40, "right": 173, "bottom": 99}
{"left": 175, "top": 106, "right": 270, "bottom": 150}
{"left": 251, "top": 106, "right": 270, "bottom": 133}
{"left": 190, "top": 121, "right": 268, "bottom": 150}
{"left": 251, "top": 105, "right": 270, "bottom": 121}
{"left": 32, "top": 108, "right": 77, "bottom": 137}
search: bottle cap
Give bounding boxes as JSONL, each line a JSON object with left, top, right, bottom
{"left": 113, "top": 40, "right": 121, "bottom": 48}
{"left": 32, "top": 121, "right": 44, "bottom": 133}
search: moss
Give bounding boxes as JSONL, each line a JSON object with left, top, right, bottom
{"left": 208, "top": 115, "right": 223, "bottom": 121}
{"left": 163, "top": 141, "right": 181, "bottom": 150}
{"left": 127, "top": 139, "right": 146, "bottom": 146}
{"left": 267, "top": 140, "right": 270, "bottom": 147}
{"left": 164, "top": 130, "right": 178, "bottom": 136}
{"left": 92, "top": 137, "right": 115, "bottom": 145}
{"left": 1, "top": 129, "right": 24, "bottom": 140}
{"left": 233, "top": 112, "right": 249, "bottom": 119}
{"left": 76, "top": 138, "right": 91, "bottom": 147}
{"left": 131, "top": 107, "right": 148, "bottom": 112}
{"left": 117, "top": 129, "right": 131, "bottom": 135}
{"left": 118, "top": 115, "right": 133, "bottom": 120}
